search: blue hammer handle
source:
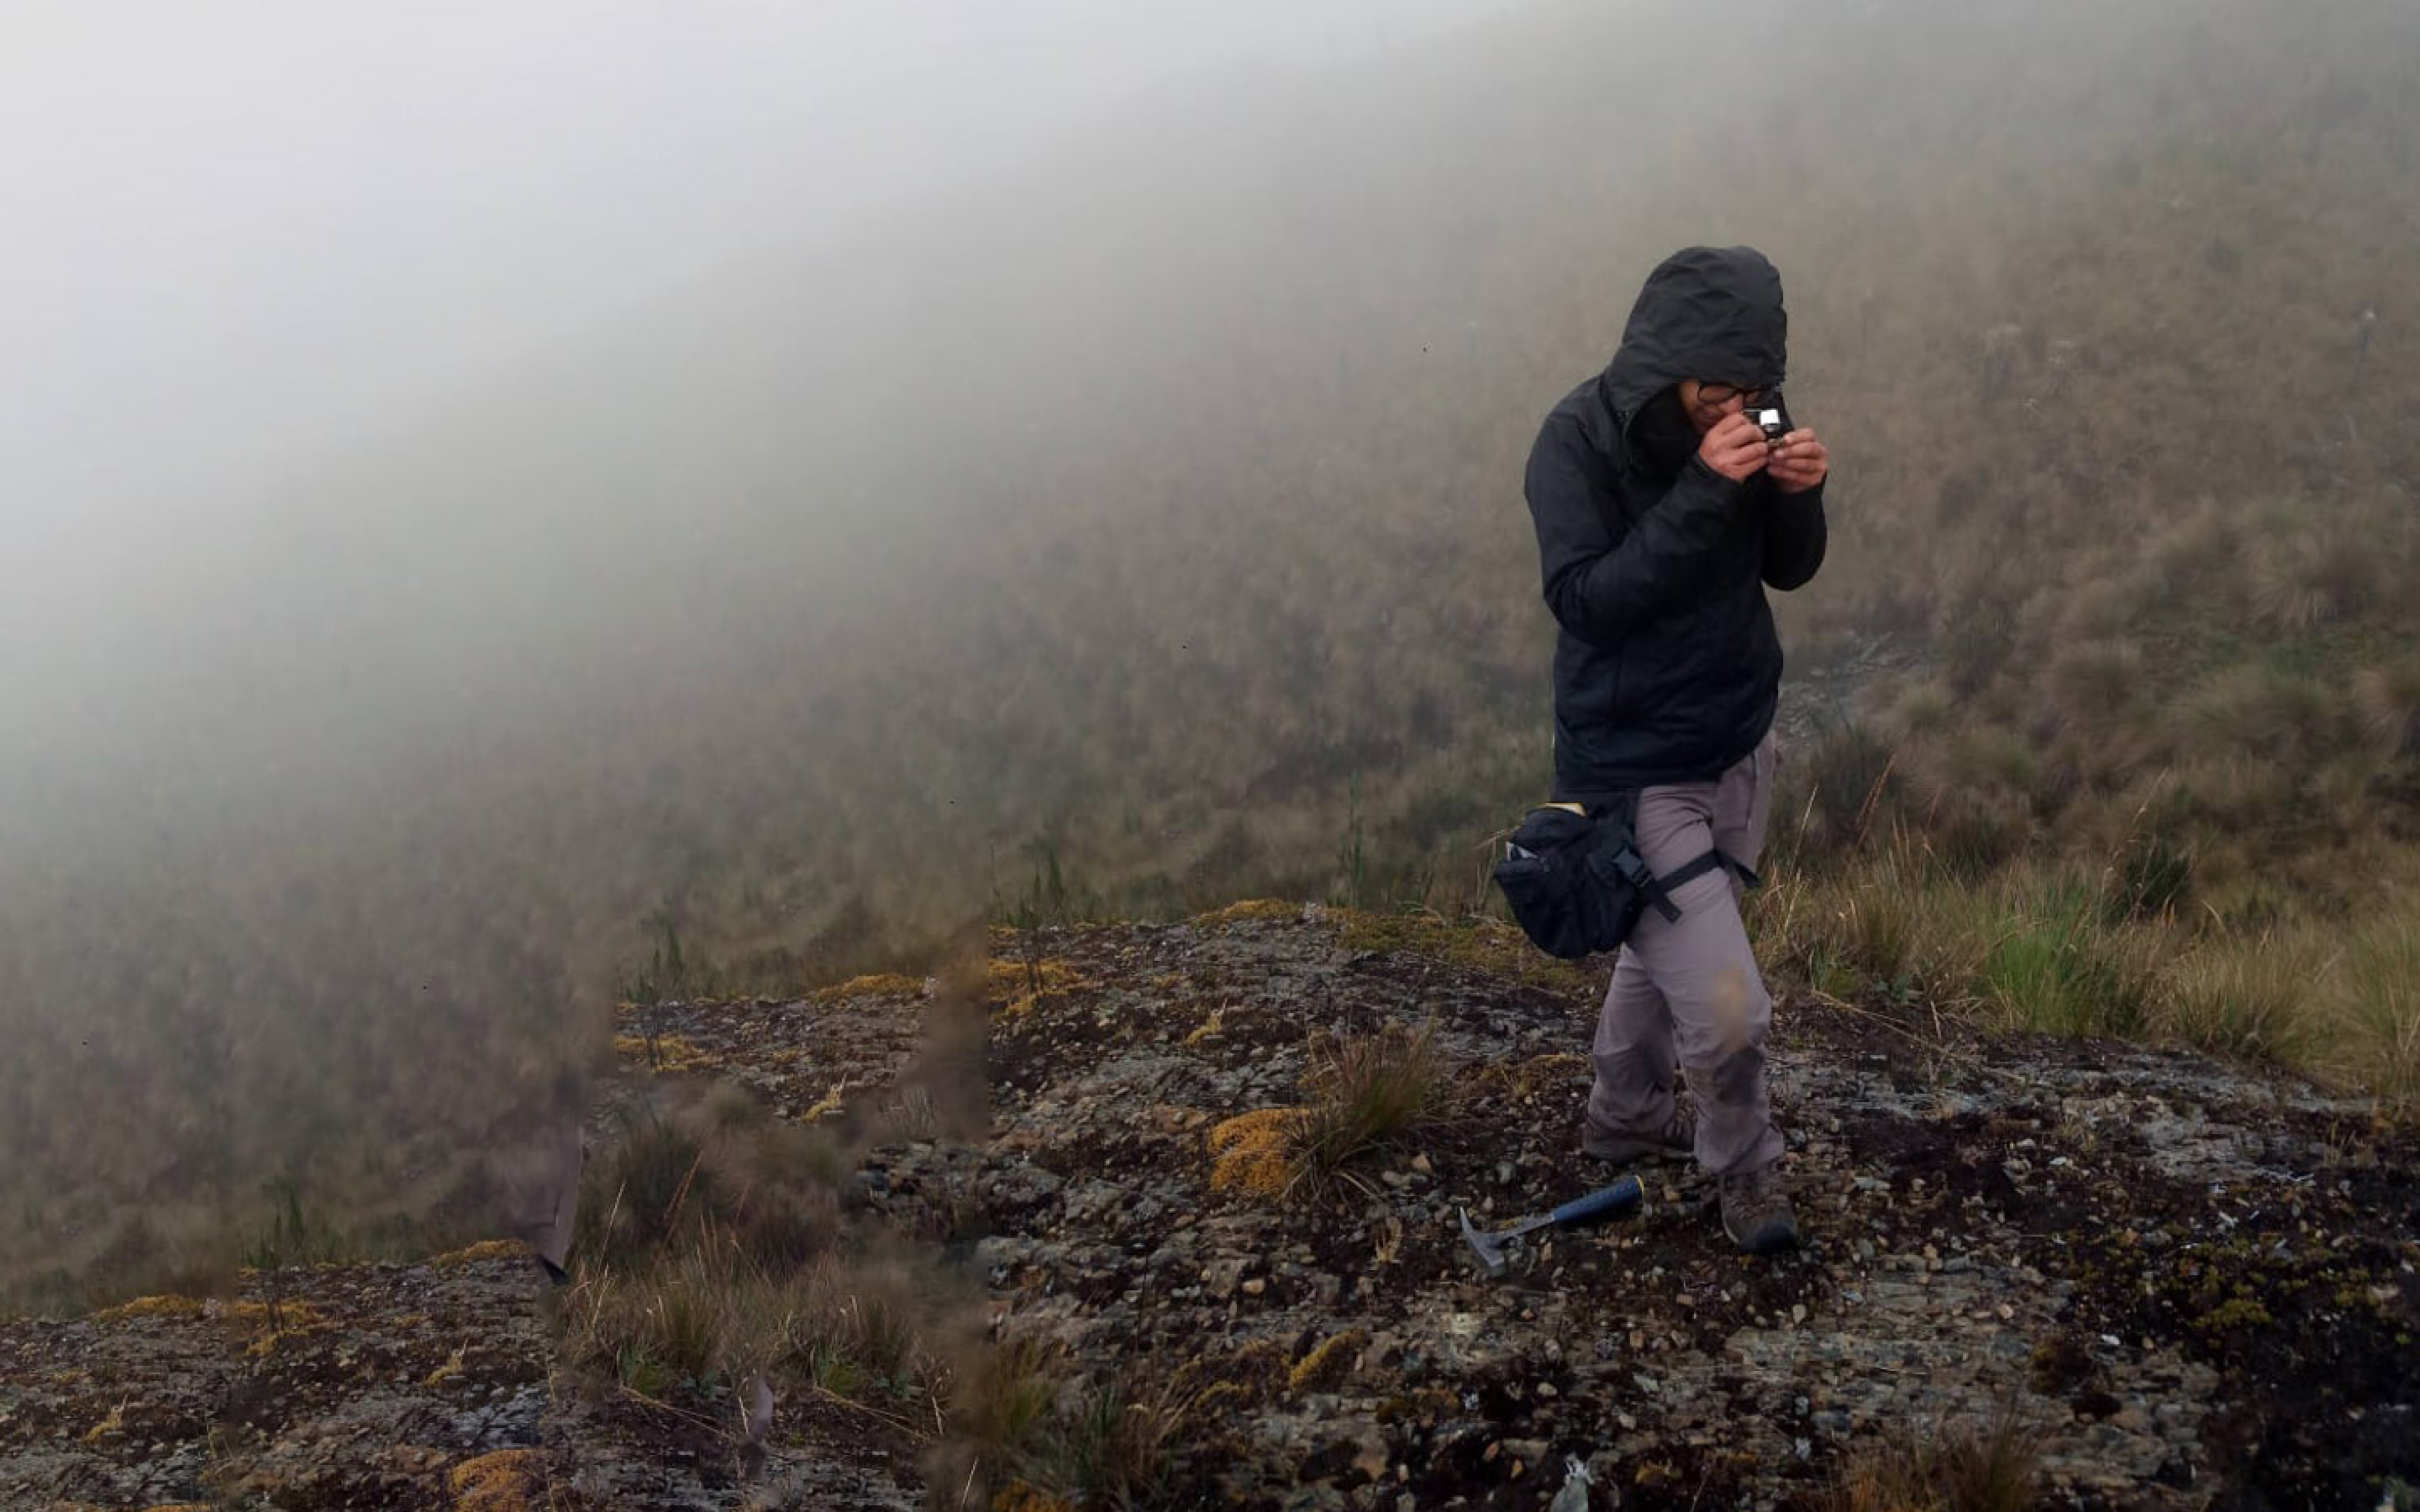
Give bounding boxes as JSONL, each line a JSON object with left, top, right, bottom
{"left": 1549, "top": 1175, "right": 1643, "bottom": 1226}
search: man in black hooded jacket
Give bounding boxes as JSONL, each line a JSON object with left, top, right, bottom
{"left": 1522, "top": 245, "right": 1828, "bottom": 1255}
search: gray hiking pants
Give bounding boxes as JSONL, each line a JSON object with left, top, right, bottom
{"left": 1584, "top": 732, "right": 1785, "bottom": 1176}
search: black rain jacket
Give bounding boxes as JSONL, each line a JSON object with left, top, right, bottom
{"left": 1523, "top": 245, "right": 1828, "bottom": 801}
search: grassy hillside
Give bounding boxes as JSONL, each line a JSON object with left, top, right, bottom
{"left": 4, "top": 0, "right": 2418, "bottom": 1309}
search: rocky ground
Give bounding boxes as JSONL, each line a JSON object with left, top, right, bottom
{"left": 3, "top": 906, "right": 2414, "bottom": 1509}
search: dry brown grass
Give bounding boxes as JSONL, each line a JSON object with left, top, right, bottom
{"left": 1823, "top": 1411, "right": 2044, "bottom": 1512}
{"left": 2317, "top": 902, "right": 2420, "bottom": 1119}
{"left": 2356, "top": 661, "right": 2420, "bottom": 757}
{"left": 938, "top": 1334, "right": 1192, "bottom": 1511}
{"left": 1207, "top": 1107, "right": 1309, "bottom": 1200}
{"left": 1205, "top": 1021, "right": 1452, "bottom": 1202}
{"left": 446, "top": 1448, "right": 550, "bottom": 1512}
{"left": 1295, "top": 1021, "right": 1451, "bottom": 1177}
{"left": 562, "top": 1221, "right": 948, "bottom": 1408}
{"left": 2157, "top": 927, "right": 2322, "bottom": 1065}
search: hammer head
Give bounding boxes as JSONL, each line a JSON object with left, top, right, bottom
{"left": 1459, "top": 1206, "right": 1507, "bottom": 1278}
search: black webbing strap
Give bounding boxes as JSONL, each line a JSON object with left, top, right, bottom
{"left": 1634, "top": 848, "right": 1760, "bottom": 925}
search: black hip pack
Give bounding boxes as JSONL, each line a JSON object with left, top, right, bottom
{"left": 1491, "top": 794, "right": 1755, "bottom": 959}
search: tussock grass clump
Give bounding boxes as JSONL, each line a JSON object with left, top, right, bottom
{"left": 560, "top": 1074, "right": 978, "bottom": 1438}
{"left": 562, "top": 1226, "right": 939, "bottom": 1403}
{"left": 2355, "top": 661, "right": 2420, "bottom": 757}
{"left": 2247, "top": 512, "right": 2383, "bottom": 633}
{"left": 1206, "top": 1021, "right": 1453, "bottom": 1201}
{"left": 941, "top": 1335, "right": 1190, "bottom": 1512}
{"left": 2322, "top": 906, "right": 2420, "bottom": 1119}
{"left": 2104, "top": 828, "right": 2194, "bottom": 924}
{"left": 1892, "top": 681, "right": 1954, "bottom": 737}
{"left": 2156, "top": 928, "right": 2319, "bottom": 1065}
{"left": 562, "top": 1087, "right": 854, "bottom": 1394}
{"left": 1797, "top": 720, "right": 1902, "bottom": 853}
{"left": 576, "top": 1096, "right": 840, "bottom": 1273}
{"left": 1823, "top": 1411, "right": 2044, "bottom": 1512}
{"left": 2046, "top": 638, "right": 2146, "bottom": 729}
{"left": 1751, "top": 830, "right": 1999, "bottom": 1005}
{"left": 1978, "top": 879, "right": 2157, "bottom": 1041}
{"left": 1296, "top": 1021, "right": 1450, "bottom": 1176}
{"left": 566, "top": 1227, "right": 763, "bottom": 1395}
{"left": 1760, "top": 816, "right": 2420, "bottom": 1116}
{"left": 2181, "top": 663, "right": 2344, "bottom": 764}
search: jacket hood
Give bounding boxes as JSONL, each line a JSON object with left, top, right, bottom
{"left": 1601, "top": 245, "right": 1789, "bottom": 423}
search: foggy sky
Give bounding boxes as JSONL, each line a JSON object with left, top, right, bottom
{"left": 3, "top": 0, "right": 1521, "bottom": 556}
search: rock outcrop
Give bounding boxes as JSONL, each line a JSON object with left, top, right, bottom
{"left": 4, "top": 907, "right": 2413, "bottom": 1509}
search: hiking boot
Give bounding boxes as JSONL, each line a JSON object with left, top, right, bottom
{"left": 1718, "top": 1164, "right": 1800, "bottom": 1255}
{"left": 1582, "top": 1105, "right": 1696, "bottom": 1165}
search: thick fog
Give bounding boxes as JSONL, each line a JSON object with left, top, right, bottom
{"left": 6, "top": 0, "right": 1517, "bottom": 518}
{"left": 4, "top": 0, "right": 2414, "bottom": 1309}
{"left": 3, "top": 0, "right": 1521, "bottom": 830}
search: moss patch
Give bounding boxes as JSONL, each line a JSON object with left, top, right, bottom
{"left": 612, "top": 1032, "right": 712, "bottom": 1074}
{"left": 1208, "top": 1108, "right": 1307, "bottom": 1198}
{"left": 1193, "top": 899, "right": 1310, "bottom": 929}
{"left": 1334, "top": 909, "right": 1588, "bottom": 994}
{"left": 987, "top": 957, "right": 1090, "bottom": 1020}
{"left": 449, "top": 1447, "right": 549, "bottom": 1511}
{"left": 1287, "top": 1328, "right": 1368, "bottom": 1394}
{"left": 90, "top": 1294, "right": 206, "bottom": 1324}
{"left": 813, "top": 973, "right": 928, "bottom": 1002}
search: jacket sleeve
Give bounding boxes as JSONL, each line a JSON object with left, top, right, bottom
{"left": 1525, "top": 428, "right": 1742, "bottom": 646}
{"left": 1761, "top": 478, "right": 1828, "bottom": 591}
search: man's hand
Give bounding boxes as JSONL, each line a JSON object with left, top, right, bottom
{"left": 1766, "top": 428, "right": 1829, "bottom": 494}
{"left": 1697, "top": 413, "right": 1771, "bottom": 483}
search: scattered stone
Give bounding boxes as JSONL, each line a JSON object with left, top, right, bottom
{"left": 8, "top": 912, "right": 2412, "bottom": 1512}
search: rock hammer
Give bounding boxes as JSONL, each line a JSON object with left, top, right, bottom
{"left": 1458, "top": 1175, "right": 1643, "bottom": 1278}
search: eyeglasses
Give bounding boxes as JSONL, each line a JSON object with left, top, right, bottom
{"left": 1694, "top": 381, "right": 1767, "bottom": 407}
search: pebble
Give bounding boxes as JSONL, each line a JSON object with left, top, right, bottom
{"left": 43, "top": 919, "right": 2375, "bottom": 1511}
